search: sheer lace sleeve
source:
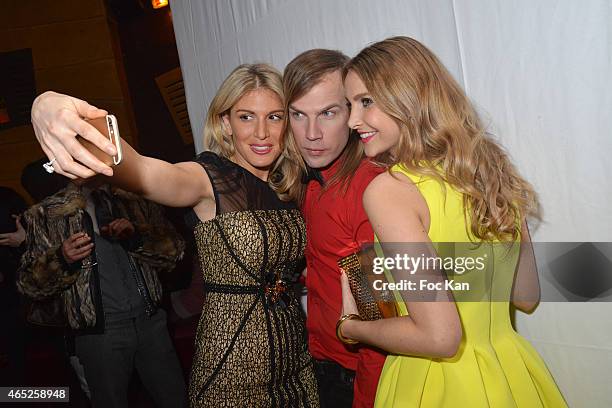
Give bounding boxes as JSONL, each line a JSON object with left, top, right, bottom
{"left": 184, "top": 152, "right": 294, "bottom": 227}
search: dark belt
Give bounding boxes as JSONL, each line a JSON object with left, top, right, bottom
{"left": 313, "top": 359, "right": 356, "bottom": 384}
{"left": 203, "top": 282, "right": 263, "bottom": 295}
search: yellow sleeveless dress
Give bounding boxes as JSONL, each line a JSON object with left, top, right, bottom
{"left": 374, "top": 164, "right": 567, "bottom": 408}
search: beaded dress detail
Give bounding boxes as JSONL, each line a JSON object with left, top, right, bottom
{"left": 187, "top": 152, "right": 318, "bottom": 407}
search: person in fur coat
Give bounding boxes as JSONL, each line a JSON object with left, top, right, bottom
{"left": 17, "top": 180, "right": 187, "bottom": 408}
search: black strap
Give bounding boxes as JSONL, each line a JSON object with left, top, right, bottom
{"left": 203, "top": 282, "right": 262, "bottom": 295}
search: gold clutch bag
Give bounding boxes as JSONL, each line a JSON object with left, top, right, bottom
{"left": 337, "top": 244, "right": 398, "bottom": 321}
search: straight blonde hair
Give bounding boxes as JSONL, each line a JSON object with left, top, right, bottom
{"left": 203, "top": 63, "right": 301, "bottom": 201}
{"left": 281, "top": 49, "right": 363, "bottom": 204}
{"left": 345, "top": 37, "right": 540, "bottom": 241}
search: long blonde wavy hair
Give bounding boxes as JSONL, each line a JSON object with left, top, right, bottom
{"left": 345, "top": 37, "right": 540, "bottom": 241}
{"left": 203, "top": 63, "right": 301, "bottom": 201}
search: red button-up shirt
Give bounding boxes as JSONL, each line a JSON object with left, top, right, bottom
{"left": 302, "top": 158, "right": 386, "bottom": 408}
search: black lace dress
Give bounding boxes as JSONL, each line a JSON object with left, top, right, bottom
{"left": 186, "top": 152, "right": 319, "bottom": 407}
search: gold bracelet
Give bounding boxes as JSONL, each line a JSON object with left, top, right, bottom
{"left": 336, "top": 314, "right": 362, "bottom": 345}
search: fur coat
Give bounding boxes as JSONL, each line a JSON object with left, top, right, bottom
{"left": 17, "top": 183, "right": 185, "bottom": 331}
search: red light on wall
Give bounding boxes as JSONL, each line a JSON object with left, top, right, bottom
{"left": 152, "top": 0, "right": 169, "bottom": 9}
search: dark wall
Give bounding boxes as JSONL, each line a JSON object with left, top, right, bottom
{"left": 111, "top": 2, "right": 195, "bottom": 163}
{"left": 108, "top": 2, "right": 196, "bottom": 291}
{"left": 1, "top": 0, "right": 137, "bottom": 201}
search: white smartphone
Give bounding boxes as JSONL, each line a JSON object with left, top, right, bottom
{"left": 105, "top": 114, "right": 122, "bottom": 165}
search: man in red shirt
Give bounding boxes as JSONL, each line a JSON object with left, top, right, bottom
{"left": 283, "top": 49, "right": 386, "bottom": 408}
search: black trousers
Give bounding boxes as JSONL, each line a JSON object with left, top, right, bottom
{"left": 313, "top": 359, "right": 355, "bottom": 408}
{"left": 75, "top": 309, "right": 186, "bottom": 408}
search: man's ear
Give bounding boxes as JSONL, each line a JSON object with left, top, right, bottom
{"left": 221, "top": 114, "right": 233, "bottom": 136}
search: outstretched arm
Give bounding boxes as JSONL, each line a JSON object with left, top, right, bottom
{"left": 339, "top": 171, "right": 462, "bottom": 358}
{"left": 111, "top": 141, "right": 211, "bottom": 207}
{"left": 31, "top": 91, "right": 211, "bottom": 208}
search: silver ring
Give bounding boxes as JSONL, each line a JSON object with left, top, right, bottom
{"left": 43, "top": 158, "right": 56, "bottom": 174}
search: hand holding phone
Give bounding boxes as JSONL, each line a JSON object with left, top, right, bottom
{"left": 31, "top": 91, "right": 116, "bottom": 178}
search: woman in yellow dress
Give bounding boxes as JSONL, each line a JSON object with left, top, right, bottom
{"left": 337, "top": 36, "right": 567, "bottom": 407}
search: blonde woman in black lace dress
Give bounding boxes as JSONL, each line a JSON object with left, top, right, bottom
{"left": 29, "top": 64, "right": 319, "bottom": 407}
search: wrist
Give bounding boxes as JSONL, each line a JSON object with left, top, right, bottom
{"left": 57, "top": 246, "right": 71, "bottom": 268}
{"left": 56, "top": 247, "right": 82, "bottom": 272}
{"left": 342, "top": 318, "right": 359, "bottom": 339}
{"left": 336, "top": 313, "right": 362, "bottom": 345}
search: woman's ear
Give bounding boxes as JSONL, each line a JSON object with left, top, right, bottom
{"left": 221, "top": 114, "right": 233, "bottom": 136}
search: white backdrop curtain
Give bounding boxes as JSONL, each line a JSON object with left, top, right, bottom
{"left": 170, "top": 1, "right": 612, "bottom": 406}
